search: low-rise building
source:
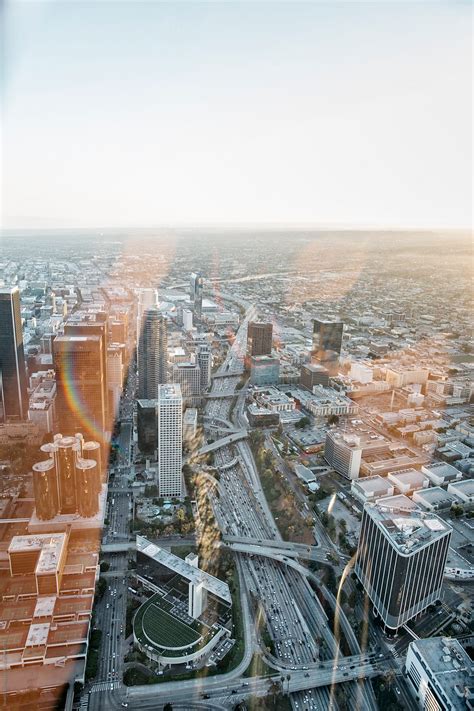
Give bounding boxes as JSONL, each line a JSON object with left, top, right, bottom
{"left": 307, "top": 385, "right": 359, "bottom": 418}
{"left": 412, "top": 487, "right": 457, "bottom": 512}
{"left": 351, "top": 475, "right": 394, "bottom": 503}
{"left": 406, "top": 636, "right": 474, "bottom": 711}
{"left": 421, "top": 461, "right": 463, "bottom": 487}
{"left": 294, "top": 464, "right": 319, "bottom": 491}
{"left": 253, "top": 387, "right": 295, "bottom": 412}
{"left": 387, "top": 468, "right": 429, "bottom": 495}
{"left": 447, "top": 479, "right": 474, "bottom": 507}
{"left": 247, "top": 404, "right": 280, "bottom": 428}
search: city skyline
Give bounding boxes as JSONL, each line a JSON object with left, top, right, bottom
{"left": 0, "top": 1, "right": 472, "bottom": 707}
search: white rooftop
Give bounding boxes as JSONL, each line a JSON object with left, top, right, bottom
{"left": 136, "top": 535, "right": 231, "bottom": 604}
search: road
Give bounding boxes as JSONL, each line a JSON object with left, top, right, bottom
{"left": 85, "top": 304, "right": 379, "bottom": 711}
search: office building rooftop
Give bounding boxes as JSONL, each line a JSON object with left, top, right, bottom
{"left": 366, "top": 502, "right": 450, "bottom": 555}
{"left": 136, "top": 535, "right": 231, "bottom": 603}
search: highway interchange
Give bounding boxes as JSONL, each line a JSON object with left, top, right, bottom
{"left": 81, "top": 304, "right": 405, "bottom": 711}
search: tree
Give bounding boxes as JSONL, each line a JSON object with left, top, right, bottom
{"left": 163, "top": 704, "right": 173, "bottom": 711}
{"left": 328, "top": 414, "right": 340, "bottom": 425}
{"left": 95, "top": 577, "right": 106, "bottom": 599}
{"left": 100, "top": 561, "right": 110, "bottom": 573}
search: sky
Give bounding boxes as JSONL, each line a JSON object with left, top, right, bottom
{"left": 1, "top": 0, "right": 472, "bottom": 230}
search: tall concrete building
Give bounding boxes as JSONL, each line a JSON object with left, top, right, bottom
{"left": 137, "top": 399, "right": 158, "bottom": 455}
{"left": 53, "top": 334, "right": 107, "bottom": 441}
{"left": 65, "top": 312, "right": 109, "bottom": 425}
{"left": 137, "top": 308, "right": 167, "bottom": 399}
{"left": 196, "top": 343, "right": 212, "bottom": 392}
{"left": 107, "top": 343, "right": 124, "bottom": 416}
{"left": 0, "top": 287, "right": 28, "bottom": 421}
{"left": 182, "top": 308, "right": 193, "bottom": 331}
{"left": 312, "top": 319, "right": 343, "bottom": 366}
{"left": 137, "top": 288, "right": 158, "bottom": 322}
{"left": 157, "top": 384, "right": 183, "bottom": 498}
{"left": 247, "top": 321, "right": 273, "bottom": 359}
{"left": 190, "top": 273, "right": 203, "bottom": 318}
{"left": 172, "top": 362, "right": 201, "bottom": 407}
{"left": 355, "top": 502, "right": 451, "bottom": 631}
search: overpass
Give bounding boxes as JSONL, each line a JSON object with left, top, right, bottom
{"left": 212, "top": 370, "right": 243, "bottom": 379}
{"left": 204, "top": 391, "right": 236, "bottom": 399}
{"left": 217, "top": 457, "right": 239, "bottom": 471}
{"left": 202, "top": 415, "right": 237, "bottom": 432}
{"left": 101, "top": 542, "right": 136, "bottom": 553}
{"left": 223, "top": 539, "right": 332, "bottom": 565}
{"left": 198, "top": 430, "right": 248, "bottom": 455}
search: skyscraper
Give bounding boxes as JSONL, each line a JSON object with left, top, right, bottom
{"left": 312, "top": 319, "right": 343, "bottom": 365}
{"left": 0, "top": 287, "right": 28, "bottom": 421}
{"left": 190, "top": 273, "right": 203, "bottom": 318}
{"left": 247, "top": 322, "right": 273, "bottom": 358}
{"left": 157, "top": 384, "right": 183, "bottom": 498}
{"left": 172, "top": 362, "right": 201, "bottom": 407}
{"left": 137, "top": 308, "right": 167, "bottom": 399}
{"left": 65, "top": 312, "right": 109, "bottom": 425}
{"left": 53, "top": 334, "right": 107, "bottom": 440}
{"left": 355, "top": 501, "right": 451, "bottom": 631}
{"left": 196, "top": 343, "right": 212, "bottom": 392}
{"left": 137, "top": 288, "right": 158, "bottom": 323}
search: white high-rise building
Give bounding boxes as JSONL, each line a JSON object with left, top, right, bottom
{"left": 157, "top": 384, "right": 183, "bottom": 498}
{"left": 183, "top": 308, "right": 193, "bottom": 331}
{"left": 137, "top": 288, "right": 158, "bottom": 322}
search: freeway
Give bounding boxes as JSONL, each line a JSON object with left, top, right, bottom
{"left": 87, "top": 304, "right": 378, "bottom": 711}
{"left": 223, "top": 540, "right": 334, "bottom": 565}
{"left": 201, "top": 309, "right": 378, "bottom": 711}
{"left": 223, "top": 534, "right": 323, "bottom": 555}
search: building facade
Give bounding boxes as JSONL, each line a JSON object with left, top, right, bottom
{"left": 137, "top": 308, "right": 167, "bottom": 399}
{"left": 53, "top": 334, "right": 107, "bottom": 440}
{"left": 190, "top": 273, "right": 203, "bottom": 318}
{"left": 312, "top": 319, "right": 344, "bottom": 365}
{"left": 247, "top": 321, "right": 273, "bottom": 358}
{"left": 172, "top": 362, "right": 201, "bottom": 407}
{"left": 355, "top": 503, "right": 451, "bottom": 630}
{"left": 0, "top": 287, "right": 28, "bottom": 421}
{"left": 157, "top": 384, "right": 183, "bottom": 498}
{"left": 32, "top": 433, "right": 102, "bottom": 520}
{"left": 324, "top": 430, "right": 363, "bottom": 479}
{"left": 196, "top": 343, "right": 212, "bottom": 392}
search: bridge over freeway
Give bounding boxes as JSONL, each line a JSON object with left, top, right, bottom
{"left": 212, "top": 370, "right": 243, "bottom": 379}
{"left": 222, "top": 538, "right": 334, "bottom": 565}
{"left": 198, "top": 430, "right": 248, "bottom": 455}
{"left": 204, "top": 391, "right": 236, "bottom": 399}
{"left": 202, "top": 415, "right": 237, "bottom": 432}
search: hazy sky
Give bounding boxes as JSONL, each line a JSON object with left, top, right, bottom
{"left": 2, "top": 1, "right": 472, "bottom": 229}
